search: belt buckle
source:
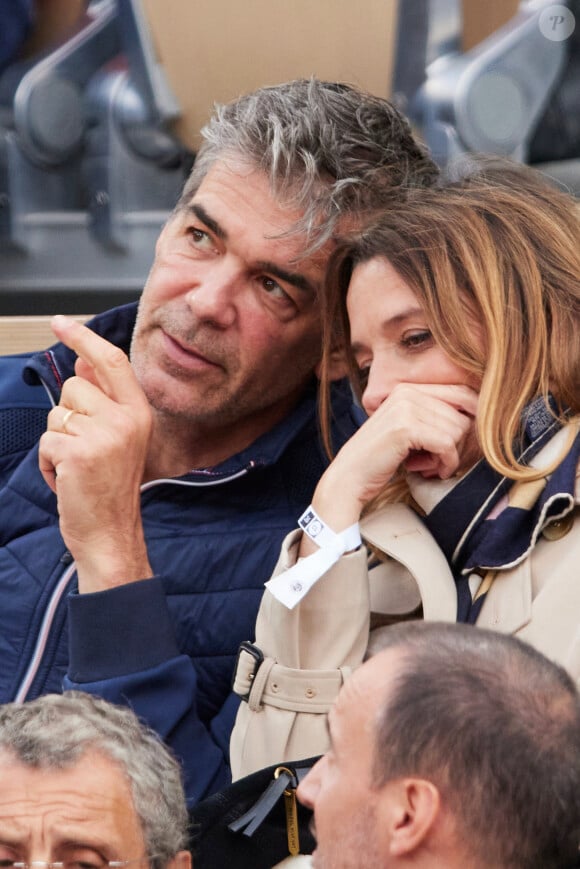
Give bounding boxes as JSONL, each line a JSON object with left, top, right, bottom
{"left": 233, "top": 640, "right": 264, "bottom": 702}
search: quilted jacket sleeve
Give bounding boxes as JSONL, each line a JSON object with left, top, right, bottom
{"left": 64, "top": 577, "right": 235, "bottom": 806}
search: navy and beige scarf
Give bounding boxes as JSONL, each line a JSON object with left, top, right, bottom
{"left": 422, "top": 397, "right": 580, "bottom": 624}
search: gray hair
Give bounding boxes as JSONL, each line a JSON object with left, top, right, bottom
{"left": 178, "top": 78, "right": 438, "bottom": 251}
{"left": 371, "top": 622, "right": 580, "bottom": 869}
{"left": 0, "top": 692, "right": 188, "bottom": 868}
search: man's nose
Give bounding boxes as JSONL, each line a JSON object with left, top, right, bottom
{"left": 185, "top": 260, "right": 240, "bottom": 328}
{"left": 296, "top": 757, "right": 323, "bottom": 809}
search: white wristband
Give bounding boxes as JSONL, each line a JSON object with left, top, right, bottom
{"left": 265, "top": 506, "right": 361, "bottom": 609}
{"left": 298, "top": 506, "right": 361, "bottom": 551}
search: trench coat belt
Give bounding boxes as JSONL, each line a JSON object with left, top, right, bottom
{"left": 232, "top": 643, "right": 352, "bottom": 714}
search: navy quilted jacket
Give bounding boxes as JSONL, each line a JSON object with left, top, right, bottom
{"left": 0, "top": 303, "right": 361, "bottom": 804}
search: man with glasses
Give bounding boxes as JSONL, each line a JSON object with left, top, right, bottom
{"left": 0, "top": 692, "right": 191, "bottom": 869}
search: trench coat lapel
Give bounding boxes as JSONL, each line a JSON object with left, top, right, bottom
{"left": 361, "top": 504, "right": 457, "bottom": 621}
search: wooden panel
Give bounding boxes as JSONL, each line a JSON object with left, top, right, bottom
{"left": 0, "top": 315, "right": 89, "bottom": 354}
{"left": 461, "top": 0, "right": 520, "bottom": 51}
{"left": 141, "top": 0, "right": 399, "bottom": 150}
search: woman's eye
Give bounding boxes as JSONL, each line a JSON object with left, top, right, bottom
{"left": 402, "top": 330, "right": 433, "bottom": 349}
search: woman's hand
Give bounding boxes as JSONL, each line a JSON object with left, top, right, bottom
{"left": 304, "top": 383, "right": 478, "bottom": 549}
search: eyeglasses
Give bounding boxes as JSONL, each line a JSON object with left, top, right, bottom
{"left": 0, "top": 859, "right": 156, "bottom": 869}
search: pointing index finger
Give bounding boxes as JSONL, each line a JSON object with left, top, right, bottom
{"left": 51, "top": 315, "right": 140, "bottom": 404}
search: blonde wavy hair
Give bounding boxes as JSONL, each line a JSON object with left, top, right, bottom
{"left": 320, "top": 161, "right": 580, "bottom": 504}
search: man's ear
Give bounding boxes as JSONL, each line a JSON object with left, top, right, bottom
{"left": 383, "top": 777, "right": 441, "bottom": 858}
{"left": 314, "top": 349, "right": 349, "bottom": 381}
{"left": 166, "top": 851, "right": 192, "bottom": 869}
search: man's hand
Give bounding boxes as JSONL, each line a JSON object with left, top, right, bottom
{"left": 39, "top": 315, "right": 154, "bottom": 592}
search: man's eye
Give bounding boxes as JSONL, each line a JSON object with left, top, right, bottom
{"left": 0, "top": 864, "right": 104, "bottom": 869}
{"left": 260, "top": 277, "right": 292, "bottom": 303}
{"left": 402, "top": 330, "right": 433, "bottom": 349}
{"left": 62, "top": 852, "right": 109, "bottom": 869}
{"left": 66, "top": 860, "right": 106, "bottom": 869}
{"left": 186, "top": 227, "right": 215, "bottom": 250}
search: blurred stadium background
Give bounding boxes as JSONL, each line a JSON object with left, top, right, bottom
{"left": 0, "top": 0, "right": 578, "bottom": 348}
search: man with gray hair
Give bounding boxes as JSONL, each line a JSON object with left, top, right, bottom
{"left": 298, "top": 622, "right": 580, "bottom": 869}
{"left": 0, "top": 692, "right": 191, "bottom": 869}
{"left": 0, "top": 78, "right": 437, "bottom": 804}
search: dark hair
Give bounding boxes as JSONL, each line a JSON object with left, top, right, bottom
{"left": 178, "top": 77, "right": 438, "bottom": 252}
{"left": 371, "top": 622, "right": 580, "bottom": 869}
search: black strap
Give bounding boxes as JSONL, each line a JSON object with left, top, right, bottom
{"left": 228, "top": 765, "right": 312, "bottom": 838}
{"left": 228, "top": 770, "right": 294, "bottom": 837}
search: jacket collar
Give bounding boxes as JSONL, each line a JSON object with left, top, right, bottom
{"left": 361, "top": 502, "right": 534, "bottom": 631}
{"left": 361, "top": 504, "right": 458, "bottom": 621}
{"left": 363, "top": 428, "right": 579, "bottom": 634}
{"left": 22, "top": 303, "right": 138, "bottom": 403}
{"left": 414, "top": 423, "right": 580, "bottom": 574}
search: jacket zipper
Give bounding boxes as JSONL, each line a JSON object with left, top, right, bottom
{"left": 13, "top": 466, "right": 253, "bottom": 702}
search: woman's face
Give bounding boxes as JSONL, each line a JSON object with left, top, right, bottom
{"left": 346, "top": 257, "right": 479, "bottom": 416}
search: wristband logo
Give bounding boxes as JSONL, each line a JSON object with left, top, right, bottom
{"left": 300, "top": 510, "right": 323, "bottom": 537}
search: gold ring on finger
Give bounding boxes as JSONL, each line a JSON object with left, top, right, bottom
{"left": 62, "top": 408, "right": 77, "bottom": 434}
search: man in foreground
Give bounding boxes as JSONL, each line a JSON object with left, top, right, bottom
{"left": 0, "top": 78, "right": 437, "bottom": 802}
{"left": 298, "top": 622, "right": 580, "bottom": 869}
{"left": 0, "top": 692, "right": 191, "bottom": 869}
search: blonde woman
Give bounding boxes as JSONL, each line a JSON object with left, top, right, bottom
{"left": 231, "top": 163, "right": 580, "bottom": 777}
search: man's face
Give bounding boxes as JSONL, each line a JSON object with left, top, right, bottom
{"left": 130, "top": 158, "right": 328, "bottom": 440}
{"left": 297, "top": 652, "right": 404, "bottom": 869}
{"left": 0, "top": 749, "right": 148, "bottom": 867}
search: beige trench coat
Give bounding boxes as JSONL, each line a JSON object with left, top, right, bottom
{"left": 231, "top": 445, "right": 580, "bottom": 780}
